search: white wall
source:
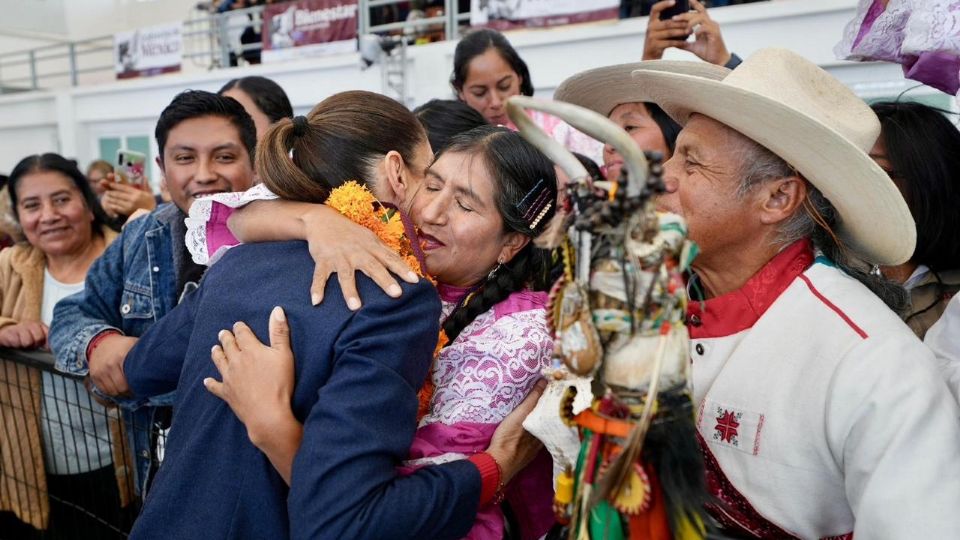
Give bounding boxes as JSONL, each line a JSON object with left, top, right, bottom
{"left": 63, "top": 0, "right": 200, "bottom": 41}
{"left": 0, "top": 0, "right": 68, "bottom": 41}
{"left": 0, "top": 0, "right": 947, "bottom": 177}
{"left": 0, "top": 91, "right": 59, "bottom": 171}
{"left": 0, "top": 34, "right": 60, "bottom": 55}
{"left": 0, "top": 0, "right": 201, "bottom": 51}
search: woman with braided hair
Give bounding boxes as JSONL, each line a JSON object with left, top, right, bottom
{"left": 118, "top": 91, "right": 549, "bottom": 539}
{"left": 185, "top": 123, "right": 559, "bottom": 539}
{"left": 402, "top": 125, "right": 558, "bottom": 539}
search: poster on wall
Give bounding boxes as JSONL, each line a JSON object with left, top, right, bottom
{"left": 114, "top": 22, "right": 183, "bottom": 79}
{"left": 261, "top": 0, "right": 359, "bottom": 64}
{"left": 470, "top": 0, "right": 620, "bottom": 30}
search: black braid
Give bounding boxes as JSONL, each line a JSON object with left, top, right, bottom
{"left": 443, "top": 248, "right": 530, "bottom": 342}
{"left": 436, "top": 125, "right": 558, "bottom": 342}
{"left": 443, "top": 244, "right": 554, "bottom": 342}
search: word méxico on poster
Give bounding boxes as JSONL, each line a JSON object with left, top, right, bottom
{"left": 115, "top": 22, "right": 182, "bottom": 80}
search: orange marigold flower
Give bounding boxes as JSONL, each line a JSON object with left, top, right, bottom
{"left": 433, "top": 331, "right": 449, "bottom": 357}
{"left": 326, "top": 181, "right": 444, "bottom": 422}
{"left": 326, "top": 181, "right": 377, "bottom": 222}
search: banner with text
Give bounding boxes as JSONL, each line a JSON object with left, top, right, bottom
{"left": 261, "top": 0, "right": 358, "bottom": 64}
{"left": 470, "top": 0, "right": 619, "bottom": 30}
{"left": 114, "top": 22, "right": 182, "bottom": 79}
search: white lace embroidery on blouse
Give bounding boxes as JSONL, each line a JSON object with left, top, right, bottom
{"left": 902, "top": 0, "right": 960, "bottom": 57}
{"left": 836, "top": 0, "right": 960, "bottom": 61}
{"left": 421, "top": 302, "right": 554, "bottom": 427}
{"left": 184, "top": 183, "right": 278, "bottom": 266}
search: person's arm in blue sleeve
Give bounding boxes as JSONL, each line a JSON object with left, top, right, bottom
{"left": 122, "top": 286, "right": 200, "bottom": 399}
{"left": 724, "top": 53, "right": 742, "bottom": 69}
{"left": 50, "top": 228, "right": 130, "bottom": 375}
{"left": 288, "top": 280, "right": 480, "bottom": 540}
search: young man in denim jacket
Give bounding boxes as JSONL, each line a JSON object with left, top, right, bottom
{"left": 49, "top": 90, "right": 256, "bottom": 492}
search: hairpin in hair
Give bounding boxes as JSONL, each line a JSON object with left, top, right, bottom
{"left": 528, "top": 200, "right": 553, "bottom": 230}
{"left": 521, "top": 189, "right": 552, "bottom": 221}
{"left": 516, "top": 178, "right": 545, "bottom": 209}
{"left": 515, "top": 178, "right": 554, "bottom": 231}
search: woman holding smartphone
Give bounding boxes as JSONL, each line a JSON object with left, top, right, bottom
{"left": 642, "top": 0, "right": 741, "bottom": 68}
{"left": 98, "top": 150, "right": 158, "bottom": 227}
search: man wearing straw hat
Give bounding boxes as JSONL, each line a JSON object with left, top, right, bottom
{"left": 555, "top": 48, "right": 960, "bottom": 538}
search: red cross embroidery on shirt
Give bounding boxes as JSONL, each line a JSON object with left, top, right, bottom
{"left": 714, "top": 409, "right": 740, "bottom": 444}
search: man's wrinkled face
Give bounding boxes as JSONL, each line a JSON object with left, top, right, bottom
{"left": 658, "top": 114, "right": 760, "bottom": 263}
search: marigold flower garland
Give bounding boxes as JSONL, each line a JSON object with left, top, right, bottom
{"left": 326, "top": 181, "right": 446, "bottom": 420}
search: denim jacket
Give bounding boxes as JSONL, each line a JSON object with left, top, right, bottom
{"left": 50, "top": 202, "right": 193, "bottom": 493}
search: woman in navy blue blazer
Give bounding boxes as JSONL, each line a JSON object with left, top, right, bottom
{"left": 199, "top": 119, "right": 565, "bottom": 538}
{"left": 120, "top": 91, "right": 545, "bottom": 540}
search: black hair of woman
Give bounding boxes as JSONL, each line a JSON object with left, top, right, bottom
{"left": 413, "top": 99, "right": 488, "bottom": 154}
{"left": 451, "top": 29, "right": 534, "bottom": 97}
{"left": 439, "top": 125, "right": 557, "bottom": 341}
{"left": 8, "top": 153, "right": 111, "bottom": 232}
{"left": 646, "top": 102, "right": 682, "bottom": 154}
{"left": 871, "top": 101, "right": 960, "bottom": 272}
{"left": 219, "top": 76, "right": 294, "bottom": 123}
{"left": 257, "top": 90, "right": 427, "bottom": 204}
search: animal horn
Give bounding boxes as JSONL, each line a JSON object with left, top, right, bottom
{"left": 506, "top": 97, "right": 589, "bottom": 183}
{"left": 506, "top": 96, "right": 649, "bottom": 196}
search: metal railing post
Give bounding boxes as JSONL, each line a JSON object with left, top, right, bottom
{"left": 400, "top": 38, "right": 407, "bottom": 106}
{"left": 28, "top": 50, "right": 38, "bottom": 89}
{"left": 448, "top": 0, "right": 460, "bottom": 40}
{"left": 358, "top": 0, "right": 369, "bottom": 37}
{"left": 206, "top": 16, "right": 220, "bottom": 69}
{"left": 68, "top": 43, "right": 78, "bottom": 86}
{"left": 216, "top": 12, "right": 232, "bottom": 69}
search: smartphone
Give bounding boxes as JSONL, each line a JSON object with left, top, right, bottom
{"left": 115, "top": 149, "right": 148, "bottom": 187}
{"left": 659, "top": 0, "right": 691, "bottom": 20}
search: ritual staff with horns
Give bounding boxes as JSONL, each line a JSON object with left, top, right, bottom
{"left": 554, "top": 48, "right": 960, "bottom": 538}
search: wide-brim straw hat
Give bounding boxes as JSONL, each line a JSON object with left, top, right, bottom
{"left": 555, "top": 48, "right": 915, "bottom": 266}
{"left": 554, "top": 60, "right": 729, "bottom": 116}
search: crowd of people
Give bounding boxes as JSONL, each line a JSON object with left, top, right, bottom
{"left": 0, "top": 0, "right": 958, "bottom": 538}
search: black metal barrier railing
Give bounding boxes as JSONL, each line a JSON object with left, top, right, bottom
{"left": 0, "top": 348, "right": 163, "bottom": 540}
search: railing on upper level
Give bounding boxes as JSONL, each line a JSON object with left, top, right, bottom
{"left": 0, "top": 35, "right": 115, "bottom": 93}
{"left": 361, "top": 0, "right": 460, "bottom": 39}
{"left": 0, "top": 0, "right": 466, "bottom": 95}
{"left": 0, "top": 1, "right": 767, "bottom": 95}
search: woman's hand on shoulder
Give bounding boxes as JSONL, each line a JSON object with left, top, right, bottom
{"left": 205, "top": 306, "right": 297, "bottom": 446}
{"left": 0, "top": 321, "right": 49, "bottom": 349}
{"left": 301, "top": 206, "right": 420, "bottom": 310}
